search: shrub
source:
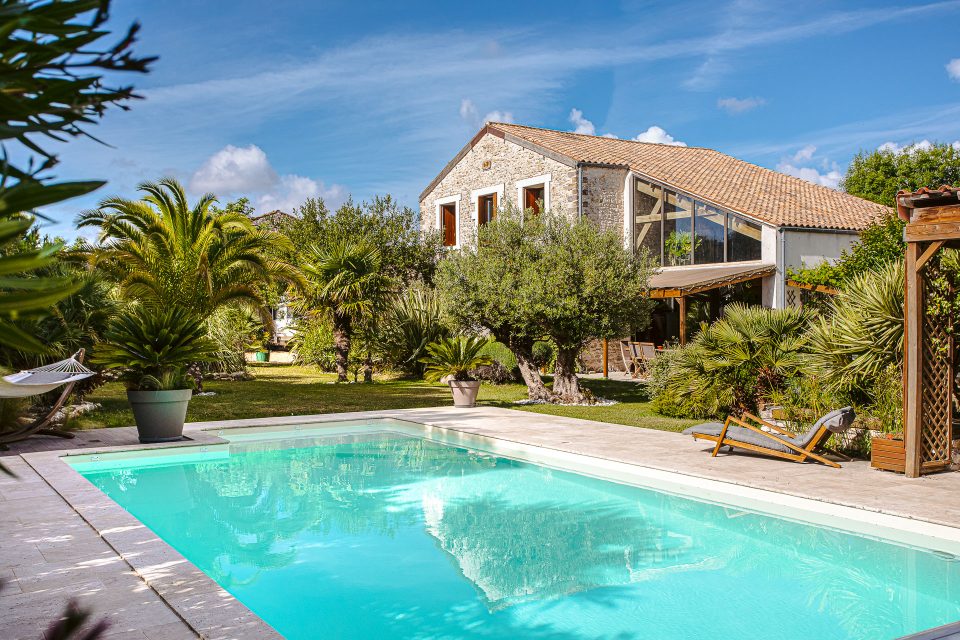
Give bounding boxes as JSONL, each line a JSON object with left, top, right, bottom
{"left": 377, "top": 285, "right": 450, "bottom": 377}
{"left": 807, "top": 260, "right": 903, "bottom": 402}
{"left": 473, "top": 340, "right": 520, "bottom": 383}
{"left": 289, "top": 315, "right": 336, "bottom": 371}
{"left": 205, "top": 306, "right": 263, "bottom": 374}
{"left": 650, "top": 304, "right": 812, "bottom": 417}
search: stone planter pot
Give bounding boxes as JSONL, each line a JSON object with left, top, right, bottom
{"left": 448, "top": 380, "right": 481, "bottom": 408}
{"left": 127, "top": 389, "right": 192, "bottom": 443}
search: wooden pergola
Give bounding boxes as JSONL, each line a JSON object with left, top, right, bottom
{"left": 898, "top": 186, "right": 960, "bottom": 477}
{"left": 646, "top": 263, "right": 776, "bottom": 345}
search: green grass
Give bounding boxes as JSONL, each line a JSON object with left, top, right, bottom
{"left": 70, "top": 364, "right": 698, "bottom": 433}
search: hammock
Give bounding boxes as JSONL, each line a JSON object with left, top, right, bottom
{"left": 0, "top": 350, "right": 95, "bottom": 445}
{"left": 0, "top": 351, "right": 95, "bottom": 398}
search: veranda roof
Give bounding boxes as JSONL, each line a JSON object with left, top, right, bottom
{"left": 647, "top": 263, "right": 776, "bottom": 298}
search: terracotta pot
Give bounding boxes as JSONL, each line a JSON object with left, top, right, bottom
{"left": 127, "top": 389, "right": 191, "bottom": 443}
{"left": 448, "top": 380, "right": 481, "bottom": 408}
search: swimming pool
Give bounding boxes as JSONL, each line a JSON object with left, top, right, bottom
{"left": 71, "top": 419, "right": 960, "bottom": 639}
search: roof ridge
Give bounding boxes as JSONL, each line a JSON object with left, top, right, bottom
{"left": 488, "top": 121, "right": 715, "bottom": 151}
{"left": 490, "top": 122, "right": 889, "bottom": 210}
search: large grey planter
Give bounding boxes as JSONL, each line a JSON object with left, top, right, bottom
{"left": 127, "top": 389, "right": 191, "bottom": 443}
{"left": 448, "top": 380, "right": 481, "bottom": 408}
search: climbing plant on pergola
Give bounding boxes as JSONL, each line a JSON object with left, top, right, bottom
{"left": 898, "top": 186, "right": 960, "bottom": 477}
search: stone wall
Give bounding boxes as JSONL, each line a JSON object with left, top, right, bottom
{"left": 580, "top": 165, "right": 629, "bottom": 238}
{"left": 580, "top": 337, "right": 631, "bottom": 374}
{"left": 420, "top": 133, "right": 579, "bottom": 242}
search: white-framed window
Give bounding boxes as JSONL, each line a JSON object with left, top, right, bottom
{"left": 471, "top": 184, "right": 504, "bottom": 234}
{"left": 435, "top": 194, "right": 461, "bottom": 248}
{"left": 516, "top": 173, "right": 551, "bottom": 215}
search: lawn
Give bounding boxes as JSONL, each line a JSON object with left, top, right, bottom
{"left": 70, "top": 364, "right": 698, "bottom": 433}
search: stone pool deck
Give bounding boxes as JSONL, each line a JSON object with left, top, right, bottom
{"left": 3, "top": 406, "right": 960, "bottom": 639}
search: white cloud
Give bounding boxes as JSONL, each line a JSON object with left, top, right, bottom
{"left": 777, "top": 161, "right": 842, "bottom": 189}
{"left": 189, "top": 144, "right": 278, "bottom": 193}
{"left": 460, "top": 99, "right": 513, "bottom": 126}
{"left": 190, "top": 145, "right": 345, "bottom": 213}
{"left": 633, "top": 126, "right": 686, "bottom": 146}
{"left": 792, "top": 145, "right": 817, "bottom": 162}
{"left": 569, "top": 108, "right": 596, "bottom": 135}
{"left": 876, "top": 139, "right": 955, "bottom": 154}
{"left": 947, "top": 58, "right": 960, "bottom": 81}
{"left": 257, "top": 175, "right": 346, "bottom": 213}
{"left": 717, "top": 96, "right": 766, "bottom": 114}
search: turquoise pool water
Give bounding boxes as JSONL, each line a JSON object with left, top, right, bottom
{"left": 74, "top": 429, "right": 960, "bottom": 639}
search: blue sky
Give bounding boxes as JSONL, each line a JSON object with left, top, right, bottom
{"left": 39, "top": 0, "right": 960, "bottom": 238}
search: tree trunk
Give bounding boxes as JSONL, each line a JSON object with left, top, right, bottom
{"left": 363, "top": 351, "right": 373, "bottom": 383}
{"left": 552, "top": 347, "right": 587, "bottom": 403}
{"left": 332, "top": 313, "right": 351, "bottom": 383}
{"left": 509, "top": 337, "right": 553, "bottom": 401}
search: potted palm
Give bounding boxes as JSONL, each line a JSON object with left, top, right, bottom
{"left": 421, "top": 336, "right": 493, "bottom": 408}
{"left": 94, "top": 306, "right": 215, "bottom": 443}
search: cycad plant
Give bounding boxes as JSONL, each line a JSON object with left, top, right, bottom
{"left": 76, "top": 178, "right": 296, "bottom": 317}
{"left": 807, "top": 260, "right": 904, "bottom": 401}
{"left": 657, "top": 304, "right": 812, "bottom": 416}
{"left": 420, "top": 336, "right": 494, "bottom": 382}
{"left": 301, "top": 237, "right": 391, "bottom": 382}
{"left": 93, "top": 306, "right": 216, "bottom": 390}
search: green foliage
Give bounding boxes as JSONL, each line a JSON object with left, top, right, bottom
{"left": 93, "top": 306, "right": 216, "bottom": 390}
{"left": 0, "top": 0, "right": 152, "bottom": 354}
{"left": 807, "top": 261, "right": 904, "bottom": 401}
{"left": 420, "top": 336, "right": 494, "bottom": 382}
{"left": 436, "top": 208, "right": 654, "bottom": 401}
{"left": 77, "top": 178, "right": 297, "bottom": 317}
{"left": 377, "top": 285, "right": 450, "bottom": 377}
{"left": 480, "top": 341, "right": 518, "bottom": 371}
{"left": 205, "top": 305, "right": 263, "bottom": 374}
{"left": 285, "top": 195, "right": 441, "bottom": 285}
{"left": 650, "top": 304, "right": 812, "bottom": 417}
{"left": 788, "top": 212, "right": 905, "bottom": 289}
{"left": 664, "top": 230, "right": 698, "bottom": 266}
{"left": 303, "top": 238, "right": 389, "bottom": 321}
{"left": 842, "top": 143, "right": 960, "bottom": 207}
{"left": 289, "top": 315, "right": 337, "bottom": 371}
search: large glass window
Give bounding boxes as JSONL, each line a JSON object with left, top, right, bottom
{"left": 694, "top": 201, "right": 725, "bottom": 264}
{"left": 634, "top": 178, "right": 663, "bottom": 263}
{"left": 663, "top": 191, "right": 693, "bottom": 266}
{"left": 727, "top": 214, "right": 762, "bottom": 261}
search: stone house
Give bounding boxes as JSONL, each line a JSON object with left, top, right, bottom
{"left": 419, "top": 123, "right": 892, "bottom": 370}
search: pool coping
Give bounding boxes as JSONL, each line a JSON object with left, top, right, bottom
{"left": 21, "top": 407, "right": 960, "bottom": 639}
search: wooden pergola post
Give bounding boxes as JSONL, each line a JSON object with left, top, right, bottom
{"left": 904, "top": 241, "right": 923, "bottom": 478}
{"left": 602, "top": 338, "right": 608, "bottom": 378}
{"left": 678, "top": 296, "right": 687, "bottom": 346}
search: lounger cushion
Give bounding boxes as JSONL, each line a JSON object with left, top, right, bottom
{"left": 793, "top": 406, "right": 856, "bottom": 448}
{"left": 684, "top": 424, "right": 795, "bottom": 454}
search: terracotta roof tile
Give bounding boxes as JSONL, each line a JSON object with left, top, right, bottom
{"left": 489, "top": 123, "right": 891, "bottom": 231}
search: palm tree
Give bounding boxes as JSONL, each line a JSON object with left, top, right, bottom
{"left": 664, "top": 304, "right": 811, "bottom": 415}
{"left": 301, "top": 237, "right": 391, "bottom": 382}
{"left": 76, "top": 178, "right": 296, "bottom": 318}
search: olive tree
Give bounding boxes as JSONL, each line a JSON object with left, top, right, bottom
{"left": 437, "top": 209, "right": 655, "bottom": 403}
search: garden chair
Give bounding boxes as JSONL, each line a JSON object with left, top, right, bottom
{"left": 635, "top": 342, "right": 657, "bottom": 377}
{"left": 682, "top": 407, "right": 856, "bottom": 468}
{"left": 619, "top": 340, "right": 642, "bottom": 377}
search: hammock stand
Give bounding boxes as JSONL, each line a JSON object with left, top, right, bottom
{"left": 0, "top": 349, "right": 95, "bottom": 445}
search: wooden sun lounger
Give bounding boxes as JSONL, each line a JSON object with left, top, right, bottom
{"left": 684, "top": 407, "right": 855, "bottom": 469}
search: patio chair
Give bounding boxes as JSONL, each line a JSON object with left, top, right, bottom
{"left": 682, "top": 407, "right": 856, "bottom": 468}
{"left": 619, "top": 340, "right": 642, "bottom": 377}
{"left": 635, "top": 342, "right": 657, "bottom": 377}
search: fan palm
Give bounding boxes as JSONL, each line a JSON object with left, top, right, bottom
{"left": 663, "top": 304, "right": 812, "bottom": 415}
{"left": 301, "top": 237, "right": 391, "bottom": 382}
{"left": 76, "top": 178, "right": 297, "bottom": 318}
